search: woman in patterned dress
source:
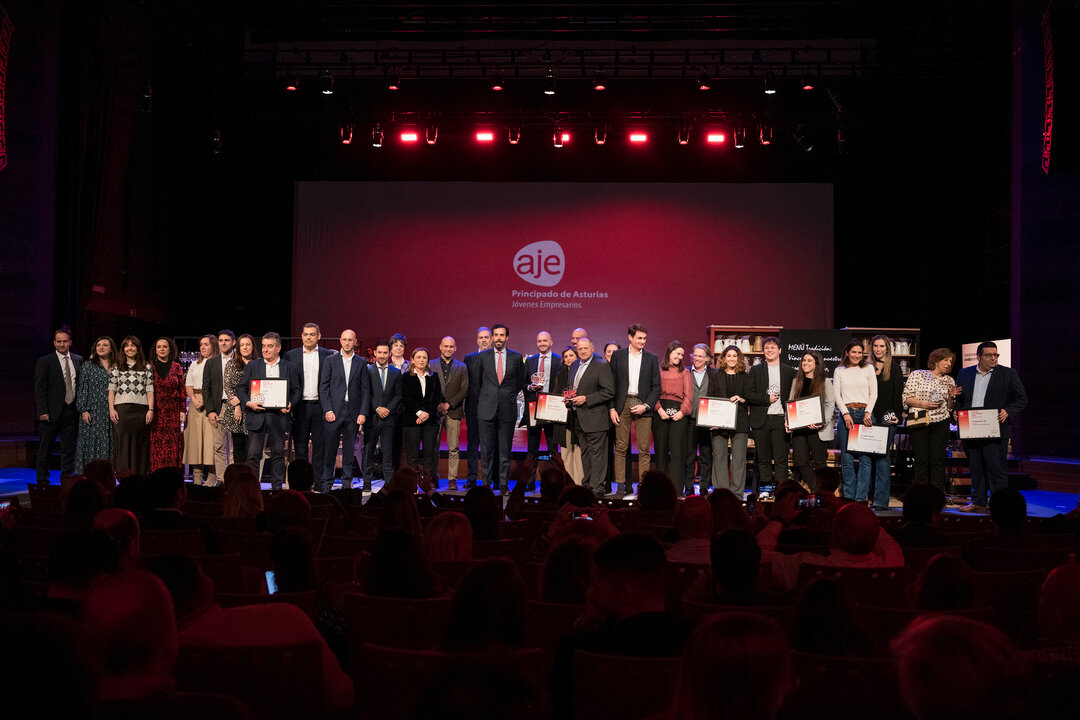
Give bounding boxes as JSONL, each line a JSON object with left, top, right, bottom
{"left": 183, "top": 334, "right": 219, "bottom": 485}
{"left": 74, "top": 336, "right": 116, "bottom": 474}
{"left": 220, "top": 333, "right": 255, "bottom": 464}
{"left": 149, "top": 337, "right": 185, "bottom": 471}
{"left": 109, "top": 336, "right": 155, "bottom": 476}
{"left": 903, "top": 348, "right": 962, "bottom": 493}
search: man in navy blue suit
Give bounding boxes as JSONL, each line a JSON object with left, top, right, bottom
{"left": 477, "top": 323, "right": 526, "bottom": 492}
{"left": 236, "top": 332, "right": 302, "bottom": 490}
{"left": 34, "top": 327, "right": 83, "bottom": 486}
{"left": 359, "top": 340, "right": 402, "bottom": 492}
{"left": 319, "top": 329, "right": 366, "bottom": 493}
{"left": 956, "top": 341, "right": 1029, "bottom": 513}
{"left": 285, "top": 323, "right": 335, "bottom": 487}
{"left": 522, "top": 331, "right": 557, "bottom": 485}
{"left": 463, "top": 327, "right": 492, "bottom": 488}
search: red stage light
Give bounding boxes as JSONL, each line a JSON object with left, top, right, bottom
{"left": 475, "top": 131, "right": 495, "bottom": 143}
{"left": 629, "top": 133, "right": 648, "bottom": 144}
{"left": 400, "top": 132, "right": 419, "bottom": 143}
{"left": 706, "top": 133, "right": 726, "bottom": 144}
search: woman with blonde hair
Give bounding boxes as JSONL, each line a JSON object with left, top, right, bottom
{"left": 422, "top": 511, "right": 473, "bottom": 562}
{"left": 221, "top": 463, "right": 264, "bottom": 518}
{"left": 182, "top": 334, "right": 219, "bottom": 485}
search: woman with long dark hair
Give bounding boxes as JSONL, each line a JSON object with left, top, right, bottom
{"left": 108, "top": 335, "right": 155, "bottom": 475}
{"left": 787, "top": 351, "right": 835, "bottom": 492}
{"left": 182, "top": 334, "right": 219, "bottom": 485}
{"left": 149, "top": 337, "right": 185, "bottom": 471}
{"left": 220, "top": 333, "right": 255, "bottom": 464}
{"left": 870, "top": 335, "right": 904, "bottom": 511}
{"left": 552, "top": 346, "right": 584, "bottom": 483}
{"left": 654, "top": 341, "right": 694, "bottom": 495}
{"left": 75, "top": 336, "right": 116, "bottom": 473}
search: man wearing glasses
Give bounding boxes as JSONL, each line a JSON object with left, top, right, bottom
{"left": 955, "top": 342, "right": 1028, "bottom": 513}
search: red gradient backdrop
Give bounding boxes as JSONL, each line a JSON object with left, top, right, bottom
{"left": 293, "top": 182, "right": 833, "bottom": 354}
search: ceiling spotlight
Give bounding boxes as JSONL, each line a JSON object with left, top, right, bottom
{"left": 543, "top": 68, "right": 556, "bottom": 96}
{"left": 399, "top": 130, "right": 419, "bottom": 143}
{"left": 371, "top": 124, "right": 384, "bottom": 148}
{"left": 706, "top": 132, "right": 726, "bottom": 144}
{"left": 677, "top": 126, "right": 691, "bottom": 145}
{"left": 387, "top": 71, "right": 400, "bottom": 91}
{"left": 759, "top": 125, "right": 773, "bottom": 145}
{"left": 698, "top": 71, "right": 712, "bottom": 91}
{"left": 285, "top": 75, "right": 299, "bottom": 92}
{"left": 476, "top": 130, "right": 496, "bottom": 143}
{"left": 340, "top": 123, "right": 354, "bottom": 145}
{"left": 629, "top": 132, "right": 648, "bottom": 144}
{"left": 490, "top": 71, "right": 504, "bottom": 92}
{"left": 793, "top": 124, "right": 813, "bottom": 152}
{"left": 320, "top": 69, "right": 334, "bottom": 95}
{"left": 507, "top": 127, "right": 521, "bottom": 145}
{"left": 553, "top": 127, "right": 571, "bottom": 148}
{"left": 425, "top": 126, "right": 438, "bottom": 145}
{"left": 801, "top": 73, "right": 815, "bottom": 91}
{"left": 593, "top": 70, "right": 607, "bottom": 91}
{"left": 211, "top": 127, "right": 222, "bottom": 155}
{"left": 594, "top": 125, "right": 607, "bottom": 145}
{"left": 764, "top": 71, "right": 777, "bottom": 95}
{"left": 734, "top": 127, "right": 747, "bottom": 148}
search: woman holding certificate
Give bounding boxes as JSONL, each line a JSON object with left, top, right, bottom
{"left": 108, "top": 336, "right": 155, "bottom": 476}
{"left": 653, "top": 341, "right": 693, "bottom": 495}
{"left": 552, "top": 346, "right": 584, "bottom": 483}
{"left": 834, "top": 341, "right": 877, "bottom": 502}
{"left": 402, "top": 347, "right": 443, "bottom": 484}
{"left": 182, "top": 335, "right": 219, "bottom": 485}
{"left": 787, "top": 351, "right": 835, "bottom": 492}
{"left": 902, "top": 348, "right": 961, "bottom": 493}
{"left": 711, "top": 345, "right": 752, "bottom": 496}
{"left": 871, "top": 335, "right": 905, "bottom": 510}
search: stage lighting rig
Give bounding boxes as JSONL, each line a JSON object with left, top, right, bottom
{"left": 371, "top": 124, "right": 384, "bottom": 147}
{"left": 764, "top": 72, "right": 777, "bottom": 95}
{"left": 387, "top": 70, "right": 401, "bottom": 91}
{"left": 734, "top": 127, "right": 747, "bottom": 148}
{"left": 340, "top": 123, "right": 354, "bottom": 145}
{"left": 698, "top": 71, "right": 712, "bottom": 91}
{"left": 543, "top": 68, "right": 556, "bottom": 95}
{"left": 425, "top": 126, "right": 438, "bottom": 145}
{"left": 320, "top": 68, "right": 334, "bottom": 95}
{"left": 593, "top": 70, "right": 607, "bottom": 91}
{"left": 490, "top": 71, "right": 505, "bottom": 91}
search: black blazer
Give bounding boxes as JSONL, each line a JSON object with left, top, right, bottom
{"left": 201, "top": 355, "right": 226, "bottom": 415}
{"left": 402, "top": 371, "right": 442, "bottom": 426}
{"left": 608, "top": 347, "right": 662, "bottom": 416}
{"left": 709, "top": 370, "right": 752, "bottom": 434}
{"left": 359, "top": 364, "right": 403, "bottom": 423}
{"left": 319, "top": 352, "right": 366, "bottom": 419}
{"left": 956, "top": 364, "right": 1028, "bottom": 439}
{"left": 747, "top": 362, "right": 797, "bottom": 428}
{"left": 476, "top": 348, "right": 527, "bottom": 422}
{"left": 463, "top": 351, "right": 483, "bottom": 417}
{"left": 35, "top": 352, "right": 84, "bottom": 420}
{"left": 235, "top": 357, "right": 303, "bottom": 433}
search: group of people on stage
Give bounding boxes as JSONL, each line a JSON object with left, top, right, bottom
{"left": 35, "top": 323, "right": 1027, "bottom": 511}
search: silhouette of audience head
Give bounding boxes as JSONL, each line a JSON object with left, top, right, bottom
{"left": 673, "top": 611, "right": 792, "bottom": 720}
{"left": 463, "top": 486, "right": 502, "bottom": 542}
{"left": 442, "top": 558, "right": 527, "bottom": 653}
{"left": 366, "top": 527, "right": 436, "bottom": 598}
{"left": 222, "top": 463, "right": 263, "bottom": 518}
{"left": 286, "top": 458, "right": 315, "bottom": 492}
{"left": 92, "top": 508, "right": 141, "bottom": 570}
{"left": 891, "top": 615, "right": 1029, "bottom": 720}
{"left": 636, "top": 471, "right": 678, "bottom": 513}
{"left": 539, "top": 467, "right": 570, "bottom": 501}
{"left": 1038, "top": 564, "right": 1080, "bottom": 642}
{"left": 774, "top": 481, "right": 810, "bottom": 525}
{"left": 423, "top": 511, "right": 473, "bottom": 562}
{"left": 265, "top": 489, "right": 311, "bottom": 534}
{"left": 707, "top": 488, "right": 751, "bottom": 533}
{"left": 83, "top": 458, "right": 117, "bottom": 494}
{"left": 902, "top": 483, "right": 947, "bottom": 525}
{"left": 378, "top": 488, "right": 423, "bottom": 537}
{"left": 710, "top": 529, "right": 761, "bottom": 596}
{"left": 65, "top": 477, "right": 107, "bottom": 529}
{"left": 989, "top": 488, "right": 1027, "bottom": 533}
{"left": 148, "top": 467, "right": 187, "bottom": 511}
{"left": 540, "top": 536, "right": 597, "bottom": 605}
{"left": 591, "top": 532, "right": 667, "bottom": 619}
{"left": 673, "top": 496, "right": 713, "bottom": 540}
{"left": 270, "top": 528, "right": 315, "bottom": 593}
{"left": 48, "top": 528, "right": 120, "bottom": 604}
{"left": 113, "top": 474, "right": 153, "bottom": 517}
{"left": 556, "top": 484, "right": 597, "bottom": 510}
{"left": 914, "top": 552, "right": 975, "bottom": 611}
{"left": 791, "top": 577, "right": 872, "bottom": 657}
{"left": 387, "top": 466, "right": 421, "bottom": 494}
{"left": 830, "top": 503, "right": 880, "bottom": 555}
{"left": 146, "top": 554, "right": 216, "bottom": 626}
{"left": 814, "top": 466, "right": 842, "bottom": 496}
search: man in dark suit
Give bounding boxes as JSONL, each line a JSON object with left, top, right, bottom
{"left": 203, "top": 329, "right": 236, "bottom": 473}
{"left": 358, "top": 340, "right": 403, "bottom": 492}
{"left": 435, "top": 336, "right": 469, "bottom": 491}
{"left": 319, "top": 329, "right": 366, "bottom": 494}
{"left": 462, "top": 327, "right": 492, "bottom": 489}
{"left": 477, "top": 323, "right": 527, "bottom": 492}
{"left": 955, "top": 341, "right": 1029, "bottom": 513}
{"left": 34, "top": 327, "right": 83, "bottom": 486}
{"left": 747, "top": 336, "right": 797, "bottom": 498}
{"left": 285, "top": 323, "right": 335, "bottom": 487}
{"left": 236, "top": 332, "right": 302, "bottom": 490}
{"left": 569, "top": 337, "right": 616, "bottom": 496}
{"left": 607, "top": 324, "right": 662, "bottom": 497}
{"left": 522, "top": 331, "right": 558, "bottom": 485}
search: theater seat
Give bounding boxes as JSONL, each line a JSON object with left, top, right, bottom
{"left": 571, "top": 650, "right": 681, "bottom": 720}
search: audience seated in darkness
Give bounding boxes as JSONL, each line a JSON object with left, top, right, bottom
{"left": 221, "top": 463, "right": 264, "bottom": 521}
{"left": 286, "top": 458, "right": 348, "bottom": 520}
{"left": 892, "top": 484, "right": 949, "bottom": 548}
{"left": 666, "top": 496, "right": 713, "bottom": 564}
{"left": 141, "top": 467, "right": 220, "bottom": 553}
{"left": 1032, "top": 564, "right": 1080, "bottom": 660}
{"left": 364, "top": 527, "right": 438, "bottom": 598}
{"left": 772, "top": 481, "right": 818, "bottom": 546}
{"left": 422, "top": 511, "right": 473, "bottom": 562}
{"left": 45, "top": 527, "right": 120, "bottom": 615}
{"left": 113, "top": 473, "right": 153, "bottom": 518}
{"left": 707, "top": 488, "right": 751, "bottom": 534}
{"left": 670, "top": 611, "right": 793, "bottom": 720}
{"left": 378, "top": 488, "right": 424, "bottom": 538}
{"left": 64, "top": 477, "right": 107, "bottom": 529}
{"left": 441, "top": 558, "right": 527, "bottom": 653}
{"left": 891, "top": 615, "right": 1029, "bottom": 720}
{"left": 93, "top": 508, "right": 141, "bottom": 570}
{"left": 264, "top": 489, "right": 311, "bottom": 535}
{"left": 636, "top": 470, "right": 679, "bottom": 514}
{"left": 791, "top": 577, "right": 873, "bottom": 658}
{"left": 407, "top": 667, "right": 545, "bottom": 720}
{"left": 269, "top": 528, "right": 315, "bottom": 594}
{"left": 81, "top": 569, "right": 249, "bottom": 719}
{"left": 684, "top": 529, "right": 786, "bottom": 607}
{"left": 913, "top": 552, "right": 975, "bottom": 611}
{"left": 463, "top": 485, "right": 503, "bottom": 542}
{"left": 758, "top": 494, "right": 905, "bottom": 591}
{"left": 539, "top": 536, "right": 597, "bottom": 605}
{"left": 556, "top": 484, "right": 598, "bottom": 510}
{"left": 987, "top": 488, "right": 1028, "bottom": 545}
{"left": 83, "top": 458, "right": 118, "bottom": 496}
{"left": 149, "top": 554, "right": 355, "bottom": 715}
{"left": 539, "top": 466, "right": 571, "bottom": 503}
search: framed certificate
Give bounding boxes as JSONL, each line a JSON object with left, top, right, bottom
{"left": 957, "top": 409, "right": 1001, "bottom": 439}
{"left": 786, "top": 395, "right": 824, "bottom": 430}
{"left": 535, "top": 393, "right": 569, "bottom": 423}
{"left": 846, "top": 423, "right": 890, "bottom": 455}
{"left": 697, "top": 397, "right": 738, "bottom": 430}
{"left": 250, "top": 378, "right": 289, "bottom": 410}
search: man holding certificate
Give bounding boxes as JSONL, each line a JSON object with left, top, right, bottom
{"left": 955, "top": 341, "right": 1028, "bottom": 513}
{"left": 522, "top": 331, "right": 558, "bottom": 482}
{"left": 237, "top": 332, "right": 302, "bottom": 490}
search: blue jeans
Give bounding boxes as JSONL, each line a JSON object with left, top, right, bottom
{"left": 837, "top": 406, "right": 872, "bottom": 501}
{"left": 870, "top": 420, "right": 898, "bottom": 509}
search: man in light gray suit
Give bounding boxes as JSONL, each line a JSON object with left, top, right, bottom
{"left": 567, "top": 337, "right": 615, "bottom": 496}
{"left": 435, "top": 336, "right": 469, "bottom": 491}
{"left": 319, "top": 329, "right": 366, "bottom": 493}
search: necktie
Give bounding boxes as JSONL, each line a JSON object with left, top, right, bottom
{"left": 63, "top": 356, "right": 75, "bottom": 404}
{"left": 538, "top": 354, "right": 546, "bottom": 389}
{"left": 496, "top": 351, "right": 504, "bottom": 384}
{"left": 574, "top": 362, "right": 587, "bottom": 390}
{"left": 380, "top": 366, "right": 386, "bottom": 390}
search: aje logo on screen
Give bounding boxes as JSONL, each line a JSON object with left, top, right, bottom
{"left": 513, "top": 241, "right": 565, "bottom": 287}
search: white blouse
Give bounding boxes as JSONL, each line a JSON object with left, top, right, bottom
{"left": 185, "top": 358, "right": 207, "bottom": 388}
{"left": 833, "top": 364, "right": 878, "bottom": 414}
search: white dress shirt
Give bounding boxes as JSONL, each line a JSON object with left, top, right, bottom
{"left": 627, "top": 349, "right": 643, "bottom": 395}
{"left": 341, "top": 353, "right": 354, "bottom": 402}
{"left": 302, "top": 348, "right": 320, "bottom": 400}
{"left": 266, "top": 358, "right": 281, "bottom": 378}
